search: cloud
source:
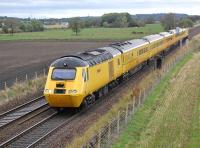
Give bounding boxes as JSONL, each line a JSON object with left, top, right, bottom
{"left": 0, "top": 0, "right": 200, "bottom": 18}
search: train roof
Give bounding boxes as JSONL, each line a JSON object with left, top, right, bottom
{"left": 110, "top": 39, "right": 148, "bottom": 53}
{"left": 169, "top": 27, "right": 185, "bottom": 35}
{"left": 51, "top": 56, "right": 89, "bottom": 68}
{"left": 52, "top": 49, "right": 113, "bottom": 67}
{"left": 159, "top": 32, "right": 172, "bottom": 37}
{"left": 98, "top": 46, "right": 121, "bottom": 57}
{"left": 143, "top": 34, "right": 164, "bottom": 43}
{"left": 169, "top": 29, "right": 176, "bottom": 34}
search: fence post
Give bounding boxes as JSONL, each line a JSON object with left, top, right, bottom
{"left": 26, "top": 74, "right": 28, "bottom": 81}
{"left": 4, "top": 82, "right": 7, "bottom": 91}
{"left": 132, "top": 96, "right": 135, "bottom": 113}
{"left": 35, "top": 72, "right": 38, "bottom": 79}
{"left": 16, "top": 77, "right": 18, "bottom": 84}
{"left": 97, "top": 130, "right": 101, "bottom": 148}
{"left": 108, "top": 122, "right": 111, "bottom": 146}
{"left": 43, "top": 69, "right": 46, "bottom": 76}
{"left": 125, "top": 104, "right": 128, "bottom": 124}
{"left": 143, "top": 89, "right": 146, "bottom": 102}
{"left": 138, "top": 90, "right": 141, "bottom": 106}
{"left": 117, "top": 111, "right": 120, "bottom": 133}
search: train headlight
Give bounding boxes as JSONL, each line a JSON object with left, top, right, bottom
{"left": 44, "top": 89, "right": 53, "bottom": 94}
{"left": 68, "top": 90, "right": 77, "bottom": 94}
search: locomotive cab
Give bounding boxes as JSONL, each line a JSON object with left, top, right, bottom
{"left": 44, "top": 56, "right": 88, "bottom": 107}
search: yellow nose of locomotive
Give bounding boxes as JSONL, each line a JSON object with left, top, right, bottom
{"left": 44, "top": 65, "right": 87, "bottom": 108}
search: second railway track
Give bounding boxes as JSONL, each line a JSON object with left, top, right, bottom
{"left": 0, "top": 111, "right": 79, "bottom": 148}
{"left": 0, "top": 96, "right": 48, "bottom": 129}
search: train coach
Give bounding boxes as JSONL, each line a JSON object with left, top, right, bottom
{"left": 44, "top": 27, "right": 188, "bottom": 109}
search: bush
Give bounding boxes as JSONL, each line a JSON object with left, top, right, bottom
{"left": 2, "top": 25, "right": 9, "bottom": 33}
{"left": 101, "top": 13, "right": 134, "bottom": 28}
{"left": 179, "top": 18, "right": 193, "bottom": 28}
{"left": 19, "top": 20, "right": 44, "bottom": 32}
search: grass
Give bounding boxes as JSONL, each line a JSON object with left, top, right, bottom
{"left": 0, "top": 24, "right": 163, "bottom": 41}
{"left": 0, "top": 76, "right": 46, "bottom": 105}
{"left": 113, "top": 47, "right": 200, "bottom": 147}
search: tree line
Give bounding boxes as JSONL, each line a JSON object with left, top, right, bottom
{"left": 0, "top": 19, "right": 44, "bottom": 34}
{"left": 0, "top": 13, "right": 197, "bottom": 35}
{"left": 69, "top": 12, "right": 195, "bottom": 35}
{"left": 161, "top": 13, "right": 194, "bottom": 30}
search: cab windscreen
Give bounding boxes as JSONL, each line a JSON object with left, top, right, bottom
{"left": 52, "top": 69, "right": 76, "bottom": 80}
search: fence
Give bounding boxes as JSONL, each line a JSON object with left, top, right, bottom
{"left": 81, "top": 44, "right": 190, "bottom": 148}
{"left": 0, "top": 68, "right": 48, "bottom": 91}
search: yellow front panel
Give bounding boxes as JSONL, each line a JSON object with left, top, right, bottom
{"left": 45, "top": 94, "right": 85, "bottom": 107}
{"left": 44, "top": 67, "right": 86, "bottom": 107}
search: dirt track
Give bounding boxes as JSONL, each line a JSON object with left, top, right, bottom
{"left": 0, "top": 41, "right": 112, "bottom": 88}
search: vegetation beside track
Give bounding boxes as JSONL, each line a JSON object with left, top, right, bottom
{"left": 0, "top": 76, "right": 46, "bottom": 106}
{"left": 0, "top": 24, "right": 163, "bottom": 41}
{"left": 113, "top": 40, "right": 200, "bottom": 147}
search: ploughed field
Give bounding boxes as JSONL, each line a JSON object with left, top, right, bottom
{"left": 0, "top": 41, "right": 112, "bottom": 88}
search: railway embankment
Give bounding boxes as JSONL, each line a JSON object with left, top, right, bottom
{"left": 113, "top": 36, "right": 200, "bottom": 148}
{"left": 0, "top": 75, "right": 46, "bottom": 113}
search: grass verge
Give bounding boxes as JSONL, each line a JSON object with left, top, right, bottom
{"left": 113, "top": 48, "right": 200, "bottom": 147}
{"left": 0, "top": 76, "right": 46, "bottom": 106}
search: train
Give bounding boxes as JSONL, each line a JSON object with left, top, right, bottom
{"left": 44, "top": 27, "right": 189, "bottom": 109}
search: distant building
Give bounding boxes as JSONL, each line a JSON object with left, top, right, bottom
{"left": 44, "top": 22, "right": 69, "bottom": 29}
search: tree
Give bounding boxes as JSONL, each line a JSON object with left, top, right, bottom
{"left": 19, "top": 20, "right": 44, "bottom": 32}
{"left": 179, "top": 18, "right": 193, "bottom": 28}
{"left": 69, "top": 17, "right": 83, "bottom": 35}
{"left": 101, "top": 13, "right": 133, "bottom": 28}
{"left": 145, "top": 17, "right": 154, "bottom": 24}
{"left": 2, "top": 25, "right": 9, "bottom": 34}
{"left": 129, "top": 19, "right": 139, "bottom": 27}
{"left": 19, "top": 23, "right": 26, "bottom": 32}
{"left": 3, "top": 18, "right": 20, "bottom": 35}
{"left": 114, "top": 15, "right": 128, "bottom": 27}
{"left": 30, "top": 20, "right": 44, "bottom": 32}
{"left": 27, "top": 23, "right": 33, "bottom": 32}
{"left": 161, "top": 13, "right": 177, "bottom": 30}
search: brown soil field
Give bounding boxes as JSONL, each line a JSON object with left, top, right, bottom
{"left": 0, "top": 41, "right": 112, "bottom": 88}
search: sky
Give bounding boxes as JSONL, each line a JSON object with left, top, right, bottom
{"left": 0, "top": 0, "right": 200, "bottom": 18}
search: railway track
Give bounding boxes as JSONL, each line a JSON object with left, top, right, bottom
{"left": 189, "top": 25, "right": 200, "bottom": 39}
{"left": 0, "top": 110, "right": 80, "bottom": 148}
{"left": 0, "top": 96, "right": 48, "bottom": 129}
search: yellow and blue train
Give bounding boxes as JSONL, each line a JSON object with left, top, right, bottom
{"left": 44, "top": 27, "right": 188, "bottom": 109}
